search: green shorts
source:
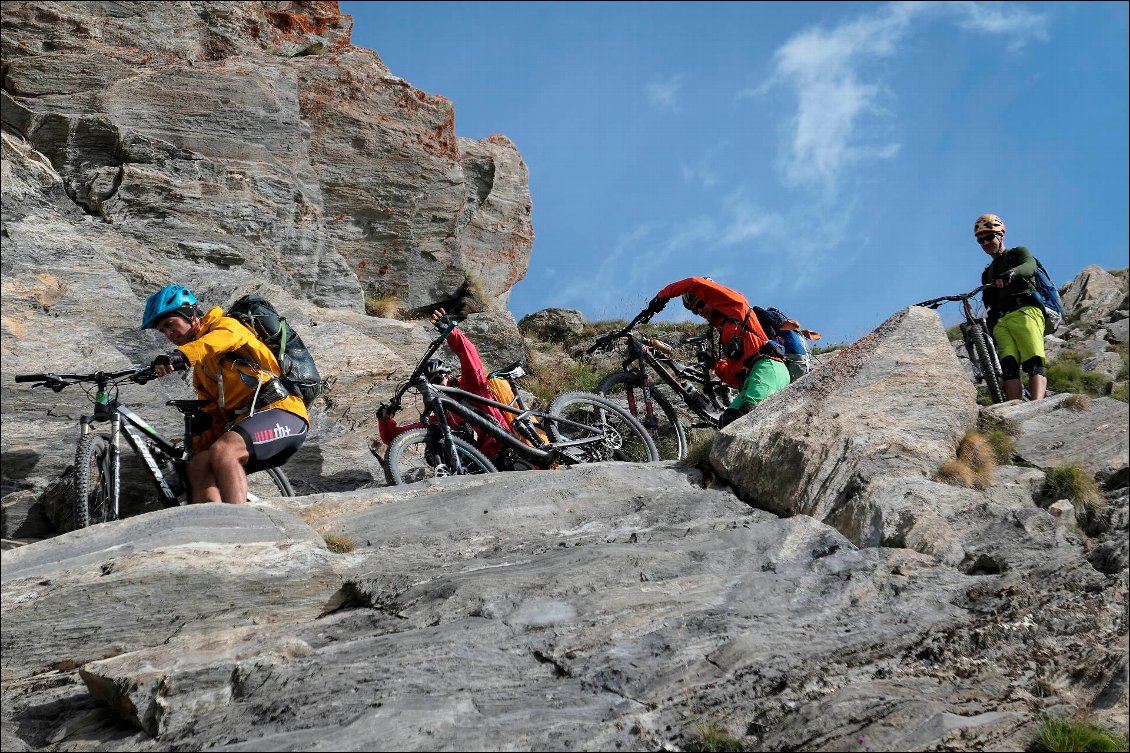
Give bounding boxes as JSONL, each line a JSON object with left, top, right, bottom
{"left": 731, "top": 358, "right": 790, "bottom": 411}
{"left": 992, "top": 306, "right": 1045, "bottom": 366}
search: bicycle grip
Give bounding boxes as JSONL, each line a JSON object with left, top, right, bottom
{"left": 14, "top": 374, "right": 48, "bottom": 383}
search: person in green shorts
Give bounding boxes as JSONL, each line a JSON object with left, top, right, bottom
{"left": 974, "top": 213, "right": 1046, "bottom": 401}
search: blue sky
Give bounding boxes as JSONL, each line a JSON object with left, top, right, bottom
{"left": 342, "top": 1, "right": 1129, "bottom": 343}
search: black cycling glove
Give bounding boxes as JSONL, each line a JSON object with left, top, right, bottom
{"left": 152, "top": 351, "right": 188, "bottom": 372}
{"left": 646, "top": 296, "right": 668, "bottom": 315}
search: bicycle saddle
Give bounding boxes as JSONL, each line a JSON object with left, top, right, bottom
{"left": 489, "top": 359, "right": 526, "bottom": 379}
{"left": 167, "top": 399, "right": 211, "bottom": 413}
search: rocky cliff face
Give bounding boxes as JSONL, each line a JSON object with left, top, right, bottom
{"left": 1, "top": 1, "right": 533, "bottom": 500}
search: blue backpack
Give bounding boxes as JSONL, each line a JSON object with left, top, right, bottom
{"left": 1029, "top": 258, "right": 1064, "bottom": 335}
{"left": 753, "top": 306, "right": 813, "bottom": 382}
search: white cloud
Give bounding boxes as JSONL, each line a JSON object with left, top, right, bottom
{"left": 950, "top": 1, "right": 1050, "bottom": 49}
{"left": 764, "top": 2, "right": 1050, "bottom": 189}
{"left": 645, "top": 74, "right": 685, "bottom": 111}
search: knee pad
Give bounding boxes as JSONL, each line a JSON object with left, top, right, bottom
{"left": 999, "top": 356, "right": 1020, "bottom": 381}
{"left": 1022, "top": 357, "right": 1045, "bottom": 378}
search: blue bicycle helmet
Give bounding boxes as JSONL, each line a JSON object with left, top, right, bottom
{"left": 141, "top": 284, "right": 198, "bottom": 329}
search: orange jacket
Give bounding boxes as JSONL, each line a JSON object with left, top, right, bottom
{"left": 656, "top": 277, "right": 773, "bottom": 388}
{"left": 177, "top": 307, "right": 309, "bottom": 453}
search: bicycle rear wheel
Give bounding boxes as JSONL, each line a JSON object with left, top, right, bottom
{"left": 598, "top": 371, "right": 687, "bottom": 461}
{"left": 546, "top": 392, "right": 659, "bottom": 464}
{"left": 74, "top": 432, "right": 114, "bottom": 529}
{"left": 247, "top": 466, "right": 295, "bottom": 500}
{"left": 384, "top": 427, "right": 498, "bottom": 485}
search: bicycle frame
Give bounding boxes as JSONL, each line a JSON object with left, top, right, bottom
{"left": 590, "top": 311, "right": 731, "bottom": 427}
{"left": 404, "top": 379, "right": 613, "bottom": 469}
{"left": 82, "top": 394, "right": 189, "bottom": 519}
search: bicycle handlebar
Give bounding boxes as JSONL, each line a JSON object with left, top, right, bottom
{"left": 586, "top": 308, "right": 656, "bottom": 354}
{"left": 913, "top": 284, "right": 992, "bottom": 310}
{"left": 13, "top": 367, "right": 150, "bottom": 390}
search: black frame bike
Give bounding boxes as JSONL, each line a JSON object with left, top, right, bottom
{"left": 914, "top": 284, "right": 1008, "bottom": 404}
{"left": 379, "top": 321, "right": 659, "bottom": 485}
{"left": 587, "top": 310, "right": 737, "bottom": 460}
{"left": 14, "top": 367, "right": 294, "bottom": 529}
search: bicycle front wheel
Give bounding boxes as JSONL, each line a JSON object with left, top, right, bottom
{"left": 247, "top": 466, "right": 295, "bottom": 501}
{"left": 969, "top": 325, "right": 1006, "bottom": 404}
{"left": 384, "top": 428, "right": 498, "bottom": 485}
{"left": 74, "top": 432, "right": 114, "bottom": 529}
{"left": 598, "top": 372, "right": 687, "bottom": 461}
{"left": 546, "top": 392, "right": 659, "bottom": 464}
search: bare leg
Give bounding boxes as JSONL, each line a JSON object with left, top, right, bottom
{"left": 209, "top": 431, "right": 250, "bottom": 504}
{"left": 1004, "top": 378, "right": 1024, "bottom": 402}
{"left": 1029, "top": 374, "right": 1047, "bottom": 401}
{"left": 187, "top": 451, "right": 222, "bottom": 503}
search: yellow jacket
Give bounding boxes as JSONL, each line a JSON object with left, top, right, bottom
{"left": 177, "top": 307, "right": 309, "bottom": 452}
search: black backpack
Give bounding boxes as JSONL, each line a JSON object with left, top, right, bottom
{"left": 226, "top": 295, "right": 324, "bottom": 406}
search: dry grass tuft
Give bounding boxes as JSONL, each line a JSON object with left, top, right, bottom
{"left": 364, "top": 293, "right": 400, "bottom": 319}
{"left": 935, "top": 431, "right": 997, "bottom": 489}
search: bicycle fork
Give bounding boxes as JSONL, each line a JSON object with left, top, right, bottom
{"left": 80, "top": 412, "right": 122, "bottom": 522}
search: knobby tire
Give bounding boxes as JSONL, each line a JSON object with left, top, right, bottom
{"left": 970, "top": 325, "right": 1006, "bottom": 404}
{"left": 598, "top": 372, "right": 687, "bottom": 461}
{"left": 384, "top": 427, "right": 498, "bottom": 485}
{"left": 74, "top": 432, "right": 114, "bottom": 529}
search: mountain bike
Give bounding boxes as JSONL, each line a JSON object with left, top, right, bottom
{"left": 587, "top": 309, "right": 737, "bottom": 460}
{"left": 913, "top": 284, "right": 1008, "bottom": 404}
{"left": 13, "top": 367, "right": 294, "bottom": 529}
{"left": 378, "top": 321, "right": 659, "bottom": 485}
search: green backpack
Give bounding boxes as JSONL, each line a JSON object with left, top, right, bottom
{"left": 227, "top": 295, "right": 324, "bottom": 406}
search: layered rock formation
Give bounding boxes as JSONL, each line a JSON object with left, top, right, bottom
{"left": 1, "top": 1, "right": 534, "bottom": 507}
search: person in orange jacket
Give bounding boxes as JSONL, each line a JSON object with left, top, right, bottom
{"left": 646, "top": 277, "right": 791, "bottom": 426}
{"left": 377, "top": 308, "right": 512, "bottom": 462}
{"left": 142, "top": 284, "right": 309, "bottom": 504}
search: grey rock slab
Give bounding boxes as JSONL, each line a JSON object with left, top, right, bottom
{"left": 981, "top": 394, "right": 1129, "bottom": 484}
{"left": 1, "top": 505, "right": 340, "bottom": 680}
{"left": 0, "top": 503, "right": 324, "bottom": 584}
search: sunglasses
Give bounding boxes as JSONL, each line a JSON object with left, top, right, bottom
{"left": 976, "top": 234, "right": 999, "bottom": 246}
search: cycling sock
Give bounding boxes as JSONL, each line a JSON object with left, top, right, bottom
{"left": 1000, "top": 356, "right": 1020, "bottom": 381}
{"left": 1022, "top": 357, "right": 1045, "bottom": 378}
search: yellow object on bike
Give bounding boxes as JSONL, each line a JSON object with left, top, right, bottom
{"left": 487, "top": 377, "right": 550, "bottom": 447}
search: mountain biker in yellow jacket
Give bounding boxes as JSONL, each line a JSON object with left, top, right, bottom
{"left": 645, "top": 277, "right": 791, "bottom": 427}
{"left": 142, "top": 284, "right": 309, "bottom": 504}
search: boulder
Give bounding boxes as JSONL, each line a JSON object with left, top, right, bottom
{"left": 711, "top": 306, "right": 978, "bottom": 557}
{"left": 519, "top": 308, "right": 587, "bottom": 341}
{"left": 1060, "top": 266, "right": 1126, "bottom": 324}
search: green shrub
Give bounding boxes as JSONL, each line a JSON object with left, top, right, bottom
{"left": 1112, "top": 383, "right": 1129, "bottom": 403}
{"left": 1043, "top": 464, "right": 1103, "bottom": 515}
{"left": 1032, "top": 715, "right": 1128, "bottom": 752}
{"left": 978, "top": 413, "right": 1022, "bottom": 438}
{"left": 946, "top": 324, "right": 963, "bottom": 342}
{"left": 812, "top": 343, "right": 846, "bottom": 355}
{"left": 322, "top": 532, "right": 355, "bottom": 554}
{"left": 1046, "top": 354, "right": 1111, "bottom": 397}
{"left": 526, "top": 361, "right": 602, "bottom": 406}
{"left": 982, "top": 429, "right": 1017, "bottom": 464}
{"left": 681, "top": 435, "right": 716, "bottom": 469}
{"left": 686, "top": 722, "right": 748, "bottom": 752}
